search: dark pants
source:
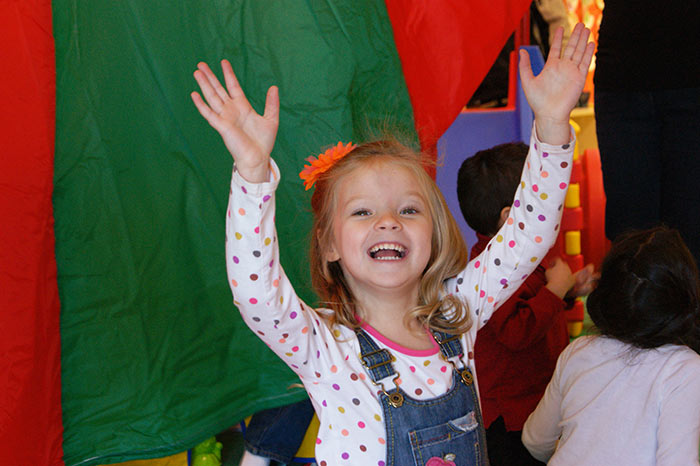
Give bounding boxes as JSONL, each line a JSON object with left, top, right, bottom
{"left": 243, "top": 398, "right": 315, "bottom": 463}
{"left": 594, "top": 87, "right": 700, "bottom": 264}
{"left": 485, "top": 416, "right": 545, "bottom": 466}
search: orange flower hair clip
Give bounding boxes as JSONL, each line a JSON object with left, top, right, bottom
{"left": 299, "top": 142, "right": 357, "bottom": 190}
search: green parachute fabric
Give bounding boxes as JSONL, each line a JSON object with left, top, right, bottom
{"left": 52, "top": 1, "right": 415, "bottom": 464}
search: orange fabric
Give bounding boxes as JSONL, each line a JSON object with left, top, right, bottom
{"left": 0, "top": 1, "right": 63, "bottom": 464}
{"left": 384, "top": 0, "right": 532, "bottom": 152}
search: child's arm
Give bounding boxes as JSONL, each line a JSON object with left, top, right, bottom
{"left": 656, "top": 359, "right": 700, "bottom": 464}
{"left": 192, "top": 62, "right": 329, "bottom": 379}
{"left": 451, "top": 24, "right": 593, "bottom": 329}
{"left": 544, "top": 257, "right": 576, "bottom": 299}
{"left": 483, "top": 265, "right": 568, "bottom": 351}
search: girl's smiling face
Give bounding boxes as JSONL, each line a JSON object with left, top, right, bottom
{"left": 326, "top": 161, "right": 433, "bottom": 300}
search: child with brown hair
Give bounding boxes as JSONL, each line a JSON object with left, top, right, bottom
{"left": 457, "top": 141, "right": 595, "bottom": 466}
{"left": 523, "top": 226, "right": 700, "bottom": 465}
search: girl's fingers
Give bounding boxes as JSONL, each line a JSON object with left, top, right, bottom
{"left": 562, "top": 23, "right": 582, "bottom": 61}
{"left": 547, "top": 27, "right": 564, "bottom": 61}
{"left": 192, "top": 90, "right": 242, "bottom": 140}
{"left": 263, "top": 85, "right": 280, "bottom": 124}
{"left": 193, "top": 68, "right": 224, "bottom": 113}
{"left": 571, "top": 28, "right": 591, "bottom": 65}
{"left": 577, "top": 41, "right": 596, "bottom": 73}
{"left": 221, "top": 59, "right": 247, "bottom": 101}
{"left": 197, "top": 61, "right": 230, "bottom": 102}
{"left": 191, "top": 91, "right": 219, "bottom": 126}
{"left": 518, "top": 48, "right": 534, "bottom": 84}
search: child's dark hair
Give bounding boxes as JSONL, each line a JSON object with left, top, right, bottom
{"left": 587, "top": 226, "right": 700, "bottom": 354}
{"left": 456, "top": 142, "right": 528, "bottom": 236}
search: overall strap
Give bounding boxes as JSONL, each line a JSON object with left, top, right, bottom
{"left": 355, "top": 328, "right": 397, "bottom": 383}
{"left": 431, "top": 330, "right": 464, "bottom": 361}
{"left": 432, "top": 330, "right": 474, "bottom": 386}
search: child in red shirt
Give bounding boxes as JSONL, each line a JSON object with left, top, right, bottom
{"left": 457, "top": 142, "right": 596, "bottom": 466}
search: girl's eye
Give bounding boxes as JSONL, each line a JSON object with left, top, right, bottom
{"left": 401, "top": 207, "right": 418, "bottom": 215}
{"left": 352, "top": 209, "right": 371, "bottom": 216}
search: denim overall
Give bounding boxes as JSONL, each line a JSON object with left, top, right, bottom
{"left": 357, "top": 329, "right": 488, "bottom": 466}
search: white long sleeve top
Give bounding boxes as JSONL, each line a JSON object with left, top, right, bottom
{"left": 225, "top": 128, "right": 574, "bottom": 465}
{"left": 522, "top": 335, "right": 700, "bottom": 466}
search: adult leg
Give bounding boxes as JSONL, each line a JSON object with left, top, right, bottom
{"left": 595, "top": 90, "right": 663, "bottom": 241}
{"left": 657, "top": 87, "right": 700, "bottom": 265}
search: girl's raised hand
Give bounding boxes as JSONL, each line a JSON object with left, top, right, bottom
{"left": 191, "top": 60, "right": 279, "bottom": 183}
{"left": 519, "top": 23, "right": 595, "bottom": 145}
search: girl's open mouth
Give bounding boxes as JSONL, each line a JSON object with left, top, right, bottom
{"left": 368, "top": 243, "right": 407, "bottom": 260}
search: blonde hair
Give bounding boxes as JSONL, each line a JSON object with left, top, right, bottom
{"left": 308, "top": 139, "right": 471, "bottom": 335}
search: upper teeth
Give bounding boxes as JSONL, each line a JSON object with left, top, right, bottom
{"left": 370, "top": 243, "right": 405, "bottom": 253}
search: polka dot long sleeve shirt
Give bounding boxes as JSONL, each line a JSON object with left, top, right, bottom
{"left": 225, "top": 126, "right": 574, "bottom": 466}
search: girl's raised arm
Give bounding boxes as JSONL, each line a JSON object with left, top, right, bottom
{"left": 191, "top": 60, "right": 279, "bottom": 183}
{"left": 452, "top": 24, "right": 593, "bottom": 329}
{"left": 194, "top": 61, "right": 336, "bottom": 380}
{"left": 519, "top": 23, "right": 595, "bottom": 145}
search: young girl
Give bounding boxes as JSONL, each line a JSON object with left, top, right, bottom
{"left": 192, "top": 25, "right": 594, "bottom": 466}
{"left": 522, "top": 226, "right": 700, "bottom": 465}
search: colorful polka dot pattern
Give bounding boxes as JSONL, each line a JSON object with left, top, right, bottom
{"left": 224, "top": 128, "right": 575, "bottom": 464}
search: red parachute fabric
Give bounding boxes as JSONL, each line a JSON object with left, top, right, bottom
{"left": 0, "top": 1, "right": 64, "bottom": 464}
{"left": 385, "top": 0, "right": 532, "bottom": 152}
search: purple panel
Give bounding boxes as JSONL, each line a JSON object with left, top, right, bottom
{"left": 437, "top": 110, "right": 521, "bottom": 254}
{"left": 436, "top": 45, "right": 544, "bottom": 256}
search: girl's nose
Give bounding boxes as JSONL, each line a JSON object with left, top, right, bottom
{"left": 376, "top": 212, "right": 401, "bottom": 230}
